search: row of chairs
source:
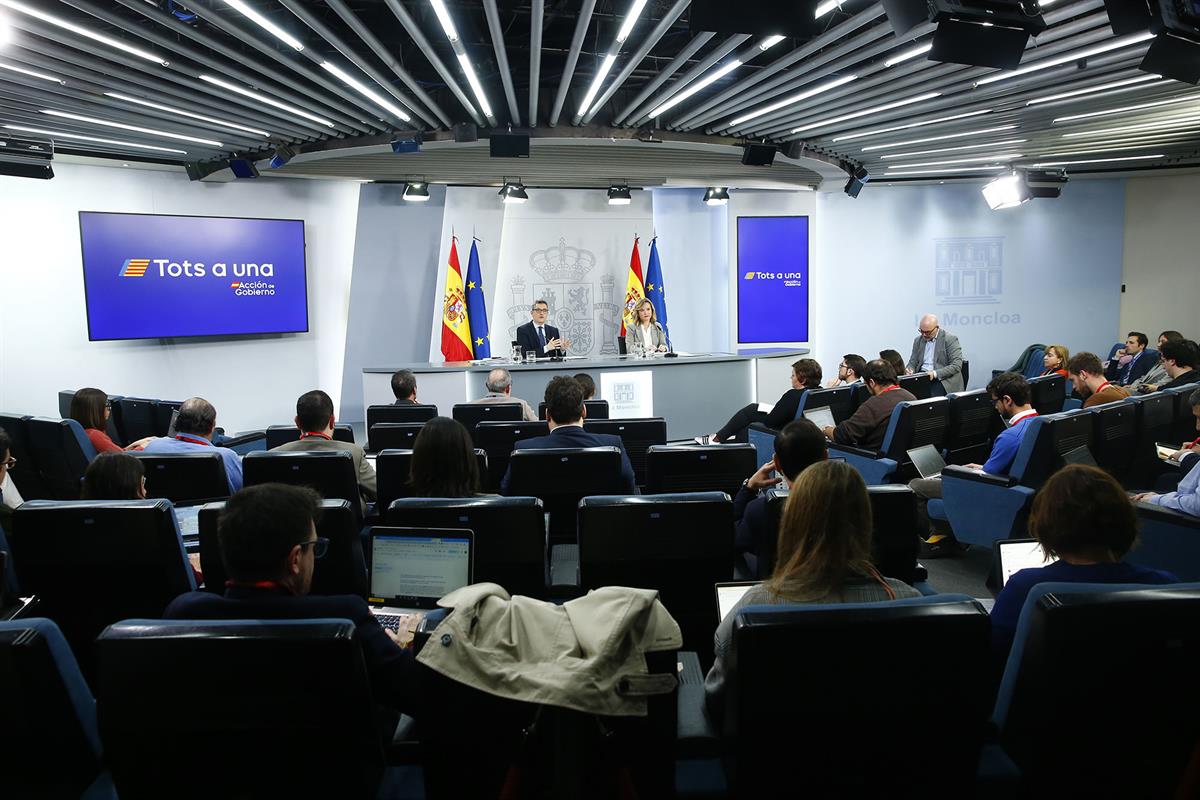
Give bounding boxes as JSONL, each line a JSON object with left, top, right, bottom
{"left": 10, "top": 580, "right": 1198, "bottom": 798}
{"left": 362, "top": 400, "right": 610, "bottom": 452}
{"left": 57, "top": 390, "right": 181, "bottom": 446}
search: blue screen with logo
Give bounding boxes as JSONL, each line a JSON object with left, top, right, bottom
{"left": 79, "top": 211, "right": 308, "bottom": 341}
{"left": 737, "top": 216, "right": 809, "bottom": 344}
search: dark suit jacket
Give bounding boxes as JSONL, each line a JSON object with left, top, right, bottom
{"left": 499, "top": 425, "right": 637, "bottom": 494}
{"left": 516, "top": 320, "right": 563, "bottom": 359}
{"left": 733, "top": 486, "right": 770, "bottom": 578}
{"left": 1108, "top": 349, "right": 1157, "bottom": 385}
{"left": 1162, "top": 369, "right": 1200, "bottom": 391}
{"left": 164, "top": 586, "right": 417, "bottom": 714}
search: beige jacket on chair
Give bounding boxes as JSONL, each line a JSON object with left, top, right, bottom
{"left": 417, "top": 582, "right": 681, "bottom": 717}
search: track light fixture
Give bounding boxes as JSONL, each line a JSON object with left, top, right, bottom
{"left": 499, "top": 179, "right": 528, "bottom": 204}
{"left": 269, "top": 145, "right": 295, "bottom": 169}
{"left": 607, "top": 184, "right": 632, "bottom": 205}
{"left": 703, "top": 187, "right": 729, "bottom": 206}
{"left": 403, "top": 181, "right": 430, "bottom": 202}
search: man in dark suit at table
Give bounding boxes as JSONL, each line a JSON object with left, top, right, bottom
{"left": 500, "top": 376, "right": 636, "bottom": 494}
{"left": 515, "top": 298, "right": 570, "bottom": 358}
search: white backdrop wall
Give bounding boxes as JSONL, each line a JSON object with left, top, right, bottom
{"left": 1120, "top": 172, "right": 1200, "bottom": 338}
{"left": 0, "top": 162, "right": 361, "bottom": 431}
{"left": 814, "top": 180, "right": 1127, "bottom": 389}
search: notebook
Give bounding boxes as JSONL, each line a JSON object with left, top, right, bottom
{"left": 993, "top": 538, "right": 1058, "bottom": 592}
{"left": 714, "top": 581, "right": 759, "bottom": 621}
{"left": 802, "top": 406, "right": 836, "bottom": 430}
{"left": 368, "top": 528, "right": 473, "bottom": 633}
{"left": 907, "top": 444, "right": 948, "bottom": 479}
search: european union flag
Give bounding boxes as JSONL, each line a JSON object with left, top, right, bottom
{"left": 464, "top": 239, "right": 491, "bottom": 358}
{"left": 645, "top": 238, "right": 670, "bottom": 349}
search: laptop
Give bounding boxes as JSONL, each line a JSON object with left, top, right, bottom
{"left": 174, "top": 504, "right": 202, "bottom": 552}
{"left": 368, "top": 528, "right": 474, "bottom": 632}
{"left": 907, "top": 444, "right": 948, "bottom": 479}
{"left": 991, "top": 538, "right": 1058, "bottom": 595}
{"left": 1061, "top": 444, "right": 1098, "bottom": 467}
{"left": 165, "top": 409, "right": 180, "bottom": 438}
{"left": 802, "top": 406, "right": 836, "bottom": 430}
{"left": 714, "top": 581, "right": 759, "bottom": 621}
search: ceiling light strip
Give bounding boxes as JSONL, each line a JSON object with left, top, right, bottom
{"left": 727, "top": 74, "right": 859, "bottom": 128}
{"left": 199, "top": 74, "right": 335, "bottom": 127}
{"left": 0, "top": 0, "right": 168, "bottom": 64}
{"left": 104, "top": 92, "right": 269, "bottom": 137}
{"left": 0, "top": 60, "right": 66, "bottom": 84}
{"left": 883, "top": 42, "right": 932, "bottom": 68}
{"left": 831, "top": 109, "right": 993, "bottom": 143}
{"left": 861, "top": 124, "right": 1018, "bottom": 152}
{"left": 974, "top": 32, "right": 1155, "bottom": 86}
{"left": 1028, "top": 154, "right": 1165, "bottom": 167}
{"left": 880, "top": 139, "right": 1027, "bottom": 159}
{"left": 320, "top": 61, "right": 411, "bottom": 122}
{"left": 651, "top": 59, "right": 742, "bottom": 118}
{"left": 791, "top": 91, "right": 942, "bottom": 134}
{"left": 3, "top": 123, "right": 188, "bottom": 153}
{"left": 39, "top": 108, "right": 222, "bottom": 146}
{"left": 888, "top": 153, "right": 1023, "bottom": 169}
{"left": 1053, "top": 93, "right": 1200, "bottom": 123}
{"left": 222, "top": 0, "right": 304, "bottom": 51}
{"left": 1061, "top": 116, "right": 1200, "bottom": 138}
{"left": 885, "top": 165, "right": 1009, "bottom": 176}
{"left": 1026, "top": 74, "right": 1161, "bottom": 105}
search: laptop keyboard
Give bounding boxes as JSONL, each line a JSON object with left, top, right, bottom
{"left": 373, "top": 612, "right": 419, "bottom": 633}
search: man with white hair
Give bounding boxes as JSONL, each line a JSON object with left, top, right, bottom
{"left": 470, "top": 368, "right": 537, "bottom": 421}
{"left": 906, "top": 314, "right": 964, "bottom": 395}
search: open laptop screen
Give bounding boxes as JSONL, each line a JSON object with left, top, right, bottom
{"left": 907, "top": 444, "right": 947, "bottom": 479}
{"left": 370, "top": 532, "right": 472, "bottom": 606}
{"left": 995, "top": 538, "right": 1058, "bottom": 587}
{"left": 803, "top": 406, "right": 835, "bottom": 430}
{"left": 715, "top": 582, "right": 758, "bottom": 621}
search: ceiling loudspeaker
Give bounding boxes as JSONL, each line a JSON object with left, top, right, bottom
{"left": 228, "top": 158, "right": 260, "bottom": 179}
{"left": 0, "top": 160, "right": 54, "bottom": 179}
{"left": 490, "top": 133, "right": 529, "bottom": 158}
{"left": 453, "top": 122, "right": 478, "bottom": 143}
{"left": 882, "top": 0, "right": 1046, "bottom": 69}
{"left": 844, "top": 165, "right": 870, "bottom": 198}
{"left": 742, "top": 144, "right": 777, "bottom": 166}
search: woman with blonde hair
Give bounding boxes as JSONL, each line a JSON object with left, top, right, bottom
{"left": 626, "top": 297, "right": 668, "bottom": 356}
{"left": 1041, "top": 344, "right": 1070, "bottom": 378}
{"left": 704, "top": 460, "right": 920, "bottom": 709}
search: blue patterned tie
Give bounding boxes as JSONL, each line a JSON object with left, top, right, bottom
{"left": 537, "top": 327, "right": 546, "bottom": 348}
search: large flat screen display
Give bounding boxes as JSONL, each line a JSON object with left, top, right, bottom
{"left": 736, "top": 216, "right": 810, "bottom": 344}
{"left": 79, "top": 211, "right": 308, "bottom": 341}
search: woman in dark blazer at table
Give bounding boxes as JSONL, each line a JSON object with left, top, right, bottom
{"left": 710, "top": 358, "right": 822, "bottom": 443}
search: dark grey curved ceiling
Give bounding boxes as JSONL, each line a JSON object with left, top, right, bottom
{"left": 0, "top": 0, "right": 1197, "bottom": 184}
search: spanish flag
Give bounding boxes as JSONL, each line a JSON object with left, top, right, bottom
{"left": 620, "top": 236, "right": 645, "bottom": 336}
{"left": 440, "top": 237, "right": 474, "bottom": 362}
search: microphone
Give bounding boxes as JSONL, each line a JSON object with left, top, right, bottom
{"left": 659, "top": 322, "right": 679, "bottom": 358}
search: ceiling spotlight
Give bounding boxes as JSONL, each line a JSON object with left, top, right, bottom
{"left": 703, "top": 187, "right": 729, "bottom": 206}
{"left": 403, "top": 181, "right": 430, "bottom": 202}
{"left": 269, "top": 146, "right": 295, "bottom": 169}
{"left": 390, "top": 133, "right": 422, "bottom": 154}
{"left": 499, "top": 180, "right": 528, "bottom": 204}
{"left": 607, "top": 184, "right": 632, "bottom": 205}
{"left": 982, "top": 172, "right": 1029, "bottom": 210}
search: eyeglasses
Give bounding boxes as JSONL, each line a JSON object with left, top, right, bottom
{"left": 2, "top": 456, "right": 15, "bottom": 469}
{"left": 296, "top": 537, "right": 329, "bottom": 559}
{"left": 532, "top": 307, "right": 549, "bottom": 314}
{"left": 918, "top": 326, "right": 939, "bottom": 336}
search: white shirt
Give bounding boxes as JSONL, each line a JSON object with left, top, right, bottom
{"left": 1, "top": 472, "right": 23, "bottom": 508}
{"left": 636, "top": 323, "right": 654, "bottom": 350}
{"left": 921, "top": 338, "right": 937, "bottom": 372}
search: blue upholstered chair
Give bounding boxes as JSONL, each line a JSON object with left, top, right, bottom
{"left": 26, "top": 417, "right": 96, "bottom": 500}
{"left": 1026, "top": 373, "right": 1066, "bottom": 415}
{"left": 747, "top": 385, "right": 855, "bottom": 464}
{"left": 828, "top": 396, "right": 950, "bottom": 485}
{"left": 1130, "top": 502, "right": 1200, "bottom": 581}
{"left": 0, "top": 618, "right": 116, "bottom": 799}
{"left": 994, "top": 582, "right": 1200, "bottom": 798}
{"left": 943, "top": 388, "right": 1000, "bottom": 466}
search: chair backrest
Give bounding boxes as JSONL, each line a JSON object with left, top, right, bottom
{"left": 942, "top": 389, "right": 1000, "bottom": 466}
{"left": 134, "top": 452, "right": 231, "bottom": 504}
{"left": 727, "top": 596, "right": 991, "bottom": 796}
{"left": 849, "top": 382, "right": 872, "bottom": 414}
{"left": 474, "top": 420, "right": 551, "bottom": 492}
{"left": 96, "top": 619, "right": 383, "bottom": 799}
{"left": 1021, "top": 348, "right": 1047, "bottom": 378}
{"left": 198, "top": 499, "right": 366, "bottom": 597}
{"left": 366, "top": 422, "right": 425, "bottom": 453}
{"left": 0, "top": 413, "right": 51, "bottom": 499}
{"left": 583, "top": 417, "right": 667, "bottom": 485}
{"left": 995, "top": 582, "right": 1200, "bottom": 797}
{"left": 0, "top": 618, "right": 104, "bottom": 797}
{"left": 761, "top": 486, "right": 923, "bottom": 583}
{"left": 452, "top": 403, "right": 524, "bottom": 443}
{"left": 879, "top": 397, "right": 950, "bottom": 477}
{"left": 1087, "top": 399, "right": 1139, "bottom": 482}
{"left": 578, "top": 492, "right": 733, "bottom": 653}
{"left": 242, "top": 451, "right": 361, "bottom": 511}
{"left": 1126, "top": 391, "right": 1180, "bottom": 486}
{"left": 8, "top": 500, "right": 194, "bottom": 675}
{"left": 1028, "top": 373, "right": 1066, "bottom": 415}
{"left": 897, "top": 373, "right": 933, "bottom": 400}
{"left": 57, "top": 390, "right": 75, "bottom": 419}
{"left": 538, "top": 399, "right": 610, "bottom": 420}
{"left": 1009, "top": 411, "right": 1094, "bottom": 488}
{"left": 265, "top": 424, "right": 355, "bottom": 450}
{"left": 644, "top": 443, "right": 756, "bottom": 498}
{"left": 111, "top": 397, "right": 156, "bottom": 444}
{"left": 374, "top": 448, "right": 489, "bottom": 510}
{"left": 1131, "top": 505, "right": 1200, "bottom": 580}
{"left": 386, "top": 496, "right": 547, "bottom": 598}
{"left": 26, "top": 417, "right": 97, "bottom": 500}
{"left": 507, "top": 447, "right": 625, "bottom": 543}
{"left": 1166, "top": 382, "right": 1200, "bottom": 441}
{"left": 797, "top": 385, "right": 856, "bottom": 424}
{"left": 366, "top": 403, "right": 438, "bottom": 427}
{"left": 152, "top": 399, "right": 182, "bottom": 438}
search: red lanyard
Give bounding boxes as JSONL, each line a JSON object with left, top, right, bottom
{"left": 175, "top": 434, "right": 210, "bottom": 446}
{"left": 879, "top": 384, "right": 902, "bottom": 395}
{"left": 1095, "top": 381, "right": 1112, "bottom": 394}
{"left": 300, "top": 431, "right": 332, "bottom": 440}
{"left": 225, "top": 579, "right": 292, "bottom": 593}
{"left": 1010, "top": 410, "right": 1038, "bottom": 427}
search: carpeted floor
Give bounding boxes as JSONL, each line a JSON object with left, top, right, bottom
{"left": 920, "top": 544, "right": 994, "bottom": 598}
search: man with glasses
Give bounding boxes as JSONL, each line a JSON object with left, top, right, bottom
{"left": 825, "top": 353, "right": 866, "bottom": 388}
{"left": 909, "top": 372, "right": 1037, "bottom": 557}
{"left": 165, "top": 483, "right": 419, "bottom": 714}
{"left": 905, "top": 314, "right": 964, "bottom": 395}
{"left": 515, "top": 299, "right": 570, "bottom": 359}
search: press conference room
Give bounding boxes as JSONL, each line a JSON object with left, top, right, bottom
{"left": 3, "top": 0, "right": 1200, "bottom": 796}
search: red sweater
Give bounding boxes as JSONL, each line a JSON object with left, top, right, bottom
{"left": 85, "top": 427, "right": 122, "bottom": 453}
